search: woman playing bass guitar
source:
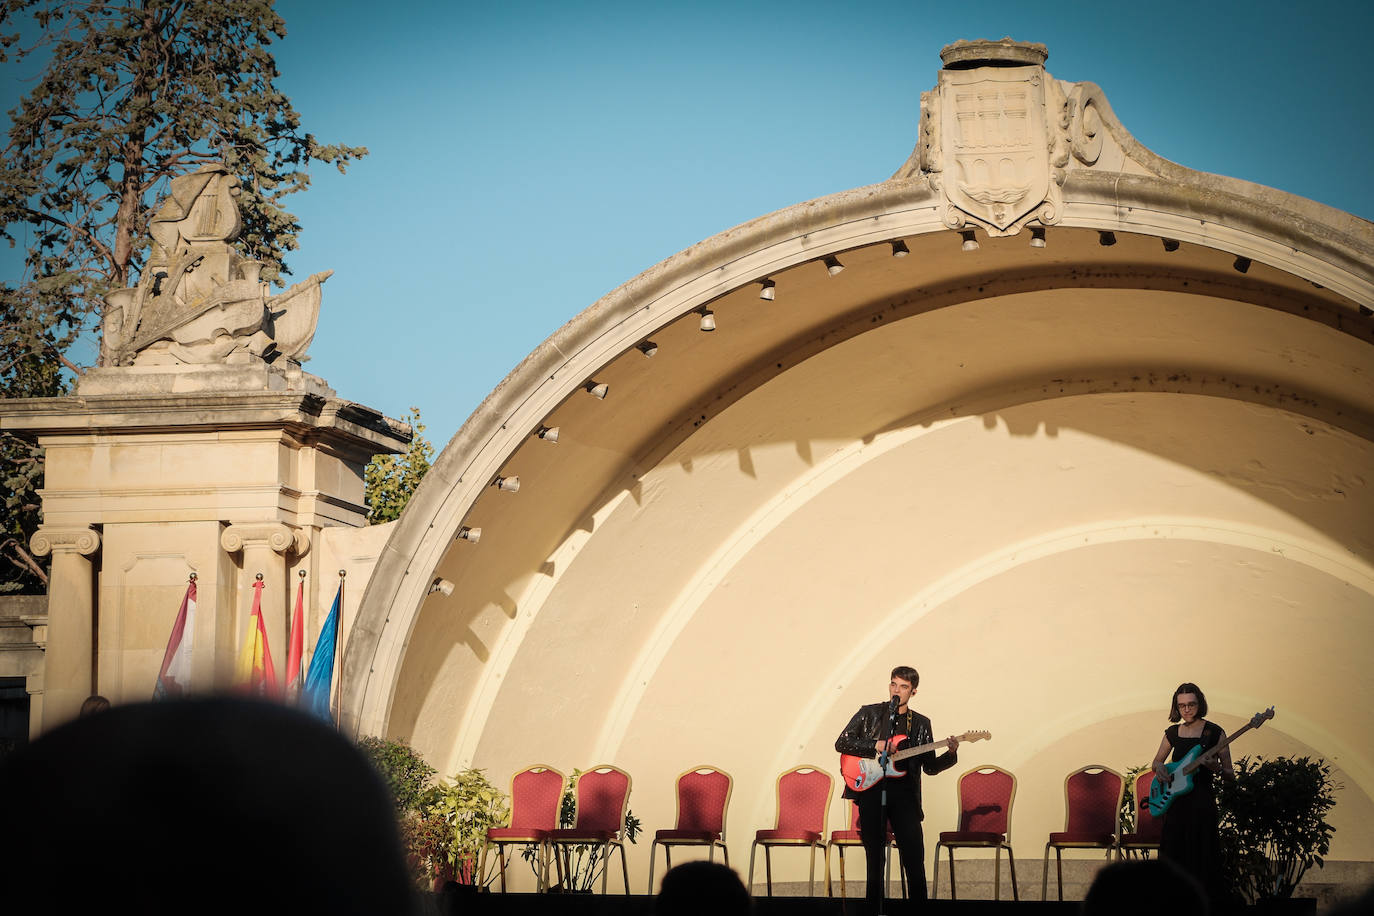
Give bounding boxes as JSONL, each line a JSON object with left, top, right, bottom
{"left": 1149, "top": 682, "right": 1234, "bottom": 904}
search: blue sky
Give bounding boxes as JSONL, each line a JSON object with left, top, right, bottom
{"left": 5, "top": 0, "right": 1372, "bottom": 449}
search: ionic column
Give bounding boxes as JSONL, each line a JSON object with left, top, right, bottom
{"left": 220, "top": 524, "right": 306, "bottom": 677}
{"left": 30, "top": 525, "right": 100, "bottom": 730}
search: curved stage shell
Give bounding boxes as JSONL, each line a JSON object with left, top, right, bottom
{"left": 344, "top": 44, "right": 1374, "bottom": 891}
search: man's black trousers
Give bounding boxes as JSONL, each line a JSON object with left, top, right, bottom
{"left": 856, "top": 777, "right": 927, "bottom": 905}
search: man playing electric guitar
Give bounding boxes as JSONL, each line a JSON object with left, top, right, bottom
{"left": 834, "top": 666, "right": 960, "bottom": 911}
{"left": 1149, "top": 682, "right": 1235, "bottom": 905}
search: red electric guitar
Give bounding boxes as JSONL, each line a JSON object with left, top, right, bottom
{"left": 840, "top": 730, "right": 991, "bottom": 792}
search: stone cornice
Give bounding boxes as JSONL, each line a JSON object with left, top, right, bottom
{"left": 30, "top": 526, "right": 100, "bottom": 558}
{"left": 0, "top": 390, "right": 410, "bottom": 457}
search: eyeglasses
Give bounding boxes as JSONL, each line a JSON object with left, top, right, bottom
{"left": 1177, "top": 701, "right": 1199, "bottom": 709}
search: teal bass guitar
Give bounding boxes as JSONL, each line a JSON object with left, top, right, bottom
{"left": 1145, "top": 706, "right": 1274, "bottom": 817}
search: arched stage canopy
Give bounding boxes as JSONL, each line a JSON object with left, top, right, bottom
{"left": 344, "top": 40, "right": 1374, "bottom": 880}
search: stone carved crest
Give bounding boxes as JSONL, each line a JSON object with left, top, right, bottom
{"left": 942, "top": 67, "right": 1050, "bottom": 231}
{"left": 912, "top": 39, "right": 1070, "bottom": 238}
{"left": 102, "top": 162, "right": 330, "bottom": 367}
{"left": 939, "top": 65, "right": 1059, "bottom": 235}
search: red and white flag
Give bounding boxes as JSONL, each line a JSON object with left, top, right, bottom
{"left": 153, "top": 575, "right": 197, "bottom": 700}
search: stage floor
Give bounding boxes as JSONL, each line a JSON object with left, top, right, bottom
{"left": 426, "top": 892, "right": 1316, "bottom": 916}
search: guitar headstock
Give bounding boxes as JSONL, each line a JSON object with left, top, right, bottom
{"left": 960, "top": 730, "right": 991, "bottom": 743}
{"left": 1250, "top": 707, "right": 1276, "bottom": 729}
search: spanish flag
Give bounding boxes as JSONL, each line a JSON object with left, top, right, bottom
{"left": 234, "top": 577, "right": 278, "bottom": 698}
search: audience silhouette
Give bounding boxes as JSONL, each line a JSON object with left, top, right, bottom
{"left": 0, "top": 697, "right": 414, "bottom": 915}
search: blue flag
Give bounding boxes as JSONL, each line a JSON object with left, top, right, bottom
{"left": 302, "top": 585, "right": 341, "bottom": 722}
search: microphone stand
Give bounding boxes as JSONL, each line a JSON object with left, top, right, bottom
{"left": 876, "top": 697, "right": 900, "bottom": 916}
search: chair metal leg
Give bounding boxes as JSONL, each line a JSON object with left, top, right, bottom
{"left": 647, "top": 841, "right": 659, "bottom": 895}
{"left": 1055, "top": 848, "right": 1064, "bottom": 901}
{"left": 765, "top": 846, "right": 774, "bottom": 896}
{"left": 1006, "top": 844, "right": 1019, "bottom": 901}
{"left": 599, "top": 843, "right": 610, "bottom": 895}
{"left": 1041, "top": 844, "right": 1050, "bottom": 900}
{"left": 824, "top": 844, "right": 834, "bottom": 897}
{"left": 618, "top": 843, "right": 630, "bottom": 895}
{"left": 747, "top": 842, "right": 758, "bottom": 895}
{"left": 993, "top": 847, "right": 1000, "bottom": 901}
{"left": 808, "top": 844, "right": 816, "bottom": 897}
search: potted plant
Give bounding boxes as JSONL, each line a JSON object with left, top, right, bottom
{"left": 522, "top": 768, "right": 643, "bottom": 892}
{"left": 421, "top": 768, "right": 509, "bottom": 886}
{"left": 1217, "top": 754, "right": 1337, "bottom": 904}
{"left": 357, "top": 736, "right": 510, "bottom": 891}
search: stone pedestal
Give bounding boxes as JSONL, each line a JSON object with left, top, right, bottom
{"left": 0, "top": 364, "right": 409, "bottom": 730}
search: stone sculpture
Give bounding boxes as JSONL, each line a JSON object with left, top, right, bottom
{"left": 898, "top": 38, "right": 1110, "bottom": 239}
{"left": 102, "top": 162, "right": 330, "bottom": 367}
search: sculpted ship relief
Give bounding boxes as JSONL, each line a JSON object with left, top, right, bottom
{"left": 102, "top": 162, "right": 329, "bottom": 367}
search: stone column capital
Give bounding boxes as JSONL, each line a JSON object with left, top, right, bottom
{"left": 220, "top": 522, "right": 308, "bottom": 556}
{"left": 30, "top": 526, "right": 100, "bottom": 558}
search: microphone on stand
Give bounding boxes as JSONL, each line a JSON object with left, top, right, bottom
{"left": 889, "top": 694, "right": 901, "bottom": 710}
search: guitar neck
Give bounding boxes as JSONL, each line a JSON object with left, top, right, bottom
{"left": 1181, "top": 723, "right": 1249, "bottom": 774}
{"left": 891, "top": 736, "right": 955, "bottom": 763}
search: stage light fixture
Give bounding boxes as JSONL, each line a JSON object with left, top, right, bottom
{"left": 824, "top": 255, "right": 845, "bottom": 276}
{"left": 493, "top": 476, "right": 520, "bottom": 493}
{"left": 1029, "top": 227, "right": 1047, "bottom": 248}
{"left": 536, "top": 425, "right": 559, "bottom": 443}
{"left": 1099, "top": 231, "right": 1117, "bottom": 247}
{"left": 960, "top": 230, "right": 979, "bottom": 252}
{"left": 890, "top": 240, "right": 910, "bottom": 257}
{"left": 429, "top": 577, "right": 455, "bottom": 596}
{"left": 584, "top": 380, "right": 608, "bottom": 399}
{"left": 1162, "top": 238, "right": 1180, "bottom": 252}
{"left": 698, "top": 308, "right": 716, "bottom": 332}
{"left": 1233, "top": 256, "right": 1251, "bottom": 274}
{"left": 456, "top": 526, "right": 481, "bottom": 543}
{"left": 759, "top": 279, "right": 775, "bottom": 300}
{"left": 636, "top": 340, "right": 658, "bottom": 357}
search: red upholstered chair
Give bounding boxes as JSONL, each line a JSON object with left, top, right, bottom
{"left": 478, "top": 764, "right": 564, "bottom": 892}
{"left": 748, "top": 765, "right": 833, "bottom": 896}
{"left": 933, "top": 765, "right": 1019, "bottom": 900}
{"left": 647, "top": 765, "right": 733, "bottom": 893}
{"left": 825, "top": 799, "right": 905, "bottom": 899}
{"left": 1118, "top": 769, "right": 1164, "bottom": 859}
{"left": 1041, "top": 765, "right": 1125, "bottom": 901}
{"left": 548, "top": 765, "right": 633, "bottom": 894}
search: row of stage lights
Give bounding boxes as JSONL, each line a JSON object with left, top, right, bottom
{"left": 445, "top": 226, "right": 1202, "bottom": 557}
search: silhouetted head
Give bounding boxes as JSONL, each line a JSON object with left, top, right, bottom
{"left": 657, "top": 860, "right": 751, "bottom": 916}
{"left": 0, "top": 697, "right": 414, "bottom": 915}
{"left": 1083, "top": 858, "right": 1208, "bottom": 915}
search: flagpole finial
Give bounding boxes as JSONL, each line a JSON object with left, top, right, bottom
{"left": 338, "top": 569, "right": 347, "bottom": 578}
{"left": 188, "top": 572, "right": 197, "bottom": 582}
{"left": 298, "top": 569, "right": 307, "bottom": 579}
{"left": 255, "top": 572, "right": 264, "bottom": 581}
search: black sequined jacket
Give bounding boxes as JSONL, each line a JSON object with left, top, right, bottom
{"left": 834, "top": 702, "right": 958, "bottom": 803}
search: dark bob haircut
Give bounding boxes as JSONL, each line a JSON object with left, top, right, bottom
{"left": 1168, "top": 682, "right": 1208, "bottom": 723}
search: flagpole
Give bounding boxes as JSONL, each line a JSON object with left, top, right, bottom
{"left": 332, "top": 569, "right": 345, "bottom": 726}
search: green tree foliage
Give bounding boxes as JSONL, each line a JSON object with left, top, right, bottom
{"left": 365, "top": 407, "right": 431, "bottom": 524}
{"left": 0, "top": 0, "right": 366, "bottom": 591}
